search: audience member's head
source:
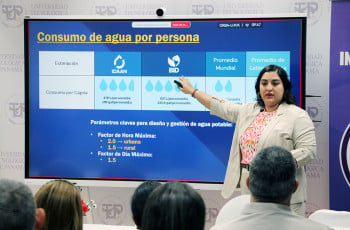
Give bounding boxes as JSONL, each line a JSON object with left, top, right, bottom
{"left": 131, "top": 180, "right": 161, "bottom": 229}
{"left": 141, "top": 181, "right": 206, "bottom": 230}
{"left": 248, "top": 146, "right": 298, "bottom": 204}
{"left": 0, "top": 179, "right": 45, "bottom": 230}
{"left": 34, "top": 179, "right": 82, "bottom": 230}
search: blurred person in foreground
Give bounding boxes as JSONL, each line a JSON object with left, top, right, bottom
{"left": 0, "top": 178, "right": 45, "bottom": 230}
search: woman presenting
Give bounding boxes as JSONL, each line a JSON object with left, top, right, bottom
{"left": 177, "top": 65, "right": 316, "bottom": 216}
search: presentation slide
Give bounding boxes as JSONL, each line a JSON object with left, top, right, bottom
{"left": 25, "top": 17, "right": 305, "bottom": 185}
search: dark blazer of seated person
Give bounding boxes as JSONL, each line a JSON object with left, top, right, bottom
{"left": 211, "top": 146, "right": 333, "bottom": 230}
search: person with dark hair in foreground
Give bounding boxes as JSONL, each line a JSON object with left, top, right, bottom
{"left": 141, "top": 181, "right": 206, "bottom": 230}
{"left": 131, "top": 180, "right": 161, "bottom": 229}
{"left": 0, "top": 179, "right": 45, "bottom": 230}
{"left": 211, "top": 146, "right": 333, "bottom": 230}
{"left": 177, "top": 65, "right": 316, "bottom": 215}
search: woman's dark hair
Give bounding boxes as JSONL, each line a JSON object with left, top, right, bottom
{"left": 131, "top": 181, "right": 161, "bottom": 229}
{"left": 255, "top": 65, "right": 296, "bottom": 107}
{"left": 141, "top": 181, "right": 206, "bottom": 230}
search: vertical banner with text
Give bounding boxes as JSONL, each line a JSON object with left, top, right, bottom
{"left": 329, "top": 0, "right": 350, "bottom": 210}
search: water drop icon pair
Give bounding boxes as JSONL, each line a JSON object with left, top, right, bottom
{"left": 215, "top": 80, "right": 232, "bottom": 92}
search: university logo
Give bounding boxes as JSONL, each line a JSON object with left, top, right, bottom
{"left": 290, "top": 0, "right": 324, "bottom": 26}
{"left": 0, "top": 53, "right": 24, "bottom": 72}
{"left": 6, "top": 95, "right": 24, "bottom": 125}
{"left": 340, "top": 124, "right": 350, "bottom": 187}
{"left": 0, "top": 0, "right": 24, "bottom": 28}
{"left": 305, "top": 158, "right": 324, "bottom": 179}
{"left": 95, "top": 5, "right": 117, "bottom": 15}
{"left": 203, "top": 198, "right": 220, "bottom": 228}
{"left": 98, "top": 195, "right": 125, "bottom": 225}
{"left": 28, "top": 1, "right": 69, "bottom": 16}
{"left": 306, "top": 98, "right": 324, "bottom": 129}
{"left": 222, "top": 1, "right": 264, "bottom": 14}
{"left": 0, "top": 151, "right": 24, "bottom": 171}
{"left": 192, "top": 4, "right": 214, "bottom": 15}
{"left": 91, "top": 0, "right": 120, "bottom": 15}
{"left": 306, "top": 53, "right": 324, "bottom": 76}
{"left": 206, "top": 207, "right": 219, "bottom": 224}
{"left": 307, "top": 106, "right": 319, "bottom": 119}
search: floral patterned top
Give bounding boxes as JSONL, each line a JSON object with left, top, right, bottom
{"left": 239, "top": 110, "right": 276, "bottom": 164}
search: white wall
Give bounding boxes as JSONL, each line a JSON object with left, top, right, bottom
{"left": 0, "top": 0, "right": 331, "bottom": 228}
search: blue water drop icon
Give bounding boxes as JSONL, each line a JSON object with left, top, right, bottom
{"left": 225, "top": 80, "right": 232, "bottom": 92}
{"left": 146, "top": 80, "right": 153, "bottom": 92}
{"left": 100, "top": 79, "right": 107, "bottom": 91}
{"left": 128, "top": 80, "right": 134, "bottom": 91}
{"left": 165, "top": 80, "right": 173, "bottom": 92}
{"left": 215, "top": 80, "right": 223, "bottom": 92}
{"left": 194, "top": 82, "right": 198, "bottom": 89}
{"left": 155, "top": 80, "right": 163, "bottom": 92}
{"left": 175, "top": 85, "right": 180, "bottom": 92}
{"left": 119, "top": 79, "right": 127, "bottom": 91}
{"left": 109, "top": 80, "right": 117, "bottom": 91}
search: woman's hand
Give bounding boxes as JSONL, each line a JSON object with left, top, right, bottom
{"left": 178, "top": 77, "right": 195, "bottom": 95}
{"left": 177, "top": 76, "right": 212, "bottom": 109}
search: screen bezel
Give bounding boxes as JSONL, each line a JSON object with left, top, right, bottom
{"left": 24, "top": 14, "right": 307, "bottom": 189}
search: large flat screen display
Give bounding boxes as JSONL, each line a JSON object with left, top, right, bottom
{"left": 25, "top": 16, "right": 306, "bottom": 187}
